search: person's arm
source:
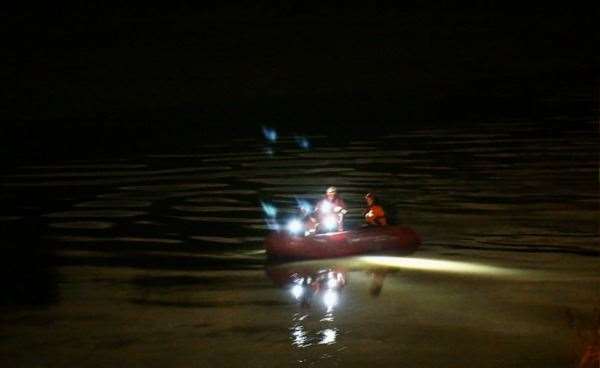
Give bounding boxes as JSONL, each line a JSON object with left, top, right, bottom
{"left": 334, "top": 198, "right": 348, "bottom": 214}
{"left": 374, "top": 205, "right": 387, "bottom": 225}
{"left": 365, "top": 208, "right": 375, "bottom": 223}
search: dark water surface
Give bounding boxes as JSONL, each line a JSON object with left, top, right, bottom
{"left": 1, "top": 119, "right": 598, "bottom": 367}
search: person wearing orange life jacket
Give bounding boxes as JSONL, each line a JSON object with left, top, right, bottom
{"left": 363, "top": 192, "right": 387, "bottom": 226}
{"left": 308, "top": 186, "right": 348, "bottom": 233}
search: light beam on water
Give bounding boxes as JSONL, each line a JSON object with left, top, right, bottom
{"left": 360, "top": 256, "right": 520, "bottom": 276}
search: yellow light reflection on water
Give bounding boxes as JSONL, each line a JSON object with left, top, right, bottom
{"left": 319, "top": 328, "right": 337, "bottom": 345}
{"left": 360, "top": 256, "right": 518, "bottom": 276}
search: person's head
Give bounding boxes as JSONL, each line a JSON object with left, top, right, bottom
{"left": 365, "top": 192, "right": 375, "bottom": 206}
{"left": 326, "top": 186, "right": 337, "bottom": 200}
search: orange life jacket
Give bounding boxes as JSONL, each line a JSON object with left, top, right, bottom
{"left": 365, "top": 204, "right": 387, "bottom": 226}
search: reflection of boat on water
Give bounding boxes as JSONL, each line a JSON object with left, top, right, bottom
{"left": 265, "top": 260, "right": 397, "bottom": 350}
{"left": 265, "top": 260, "right": 396, "bottom": 305}
{"left": 266, "top": 264, "right": 347, "bottom": 289}
{"left": 265, "top": 262, "right": 349, "bottom": 348}
{"left": 265, "top": 225, "right": 421, "bottom": 260}
{"left": 266, "top": 263, "right": 347, "bottom": 309}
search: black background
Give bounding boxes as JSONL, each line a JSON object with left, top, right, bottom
{"left": 5, "top": 1, "right": 598, "bottom": 162}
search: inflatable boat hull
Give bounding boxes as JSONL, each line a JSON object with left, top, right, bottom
{"left": 265, "top": 225, "right": 421, "bottom": 260}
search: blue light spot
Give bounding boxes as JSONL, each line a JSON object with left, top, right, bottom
{"left": 261, "top": 201, "right": 278, "bottom": 218}
{"left": 262, "top": 126, "right": 278, "bottom": 142}
{"left": 296, "top": 199, "right": 314, "bottom": 214}
{"left": 265, "top": 218, "right": 280, "bottom": 231}
{"left": 295, "top": 136, "right": 310, "bottom": 149}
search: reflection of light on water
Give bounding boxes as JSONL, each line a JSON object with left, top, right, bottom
{"left": 290, "top": 310, "right": 340, "bottom": 349}
{"left": 319, "top": 328, "right": 337, "bottom": 345}
{"left": 291, "top": 325, "right": 308, "bottom": 347}
{"left": 360, "top": 256, "right": 518, "bottom": 276}
{"left": 320, "top": 313, "right": 334, "bottom": 322}
{"left": 323, "top": 290, "right": 338, "bottom": 312}
{"left": 287, "top": 271, "right": 345, "bottom": 351}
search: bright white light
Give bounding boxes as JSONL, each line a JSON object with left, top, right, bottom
{"left": 322, "top": 215, "right": 338, "bottom": 231}
{"left": 291, "top": 285, "right": 304, "bottom": 299}
{"left": 286, "top": 218, "right": 304, "bottom": 235}
{"left": 360, "top": 256, "right": 518, "bottom": 276}
{"left": 320, "top": 201, "right": 332, "bottom": 213}
{"left": 323, "top": 290, "right": 338, "bottom": 310}
{"left": 327, "top": 278, "right": 338, "bottom": 289}
{"left": 291, "top": 325, "right": 307, "bottom": 347}
{"left": 319, "top": 328, "right": 337, "bottom": 345}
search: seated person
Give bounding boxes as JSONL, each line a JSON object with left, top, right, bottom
{"left": 363, "top": 192, "right": 387, "bottom": 226}
{"left": 308, "top": 186, "right": 348, "bottom": 233}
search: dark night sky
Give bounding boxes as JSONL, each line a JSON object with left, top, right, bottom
{"left": 4, "top": 2, "right": 598, "bottom": 158}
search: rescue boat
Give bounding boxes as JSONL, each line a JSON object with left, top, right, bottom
{"left": 265, "top": 225, "right": 421, "bottom": 260}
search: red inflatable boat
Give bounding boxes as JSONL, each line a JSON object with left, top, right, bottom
{"left": 265, "top": 225, "right": 421, "bottom": 260}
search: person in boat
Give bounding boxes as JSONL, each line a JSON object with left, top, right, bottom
{"left": 308, "top": 186, "right": 348, "bottom": 233}
{"left": 363, "top": 192, "right": 388, "bottom": 226}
